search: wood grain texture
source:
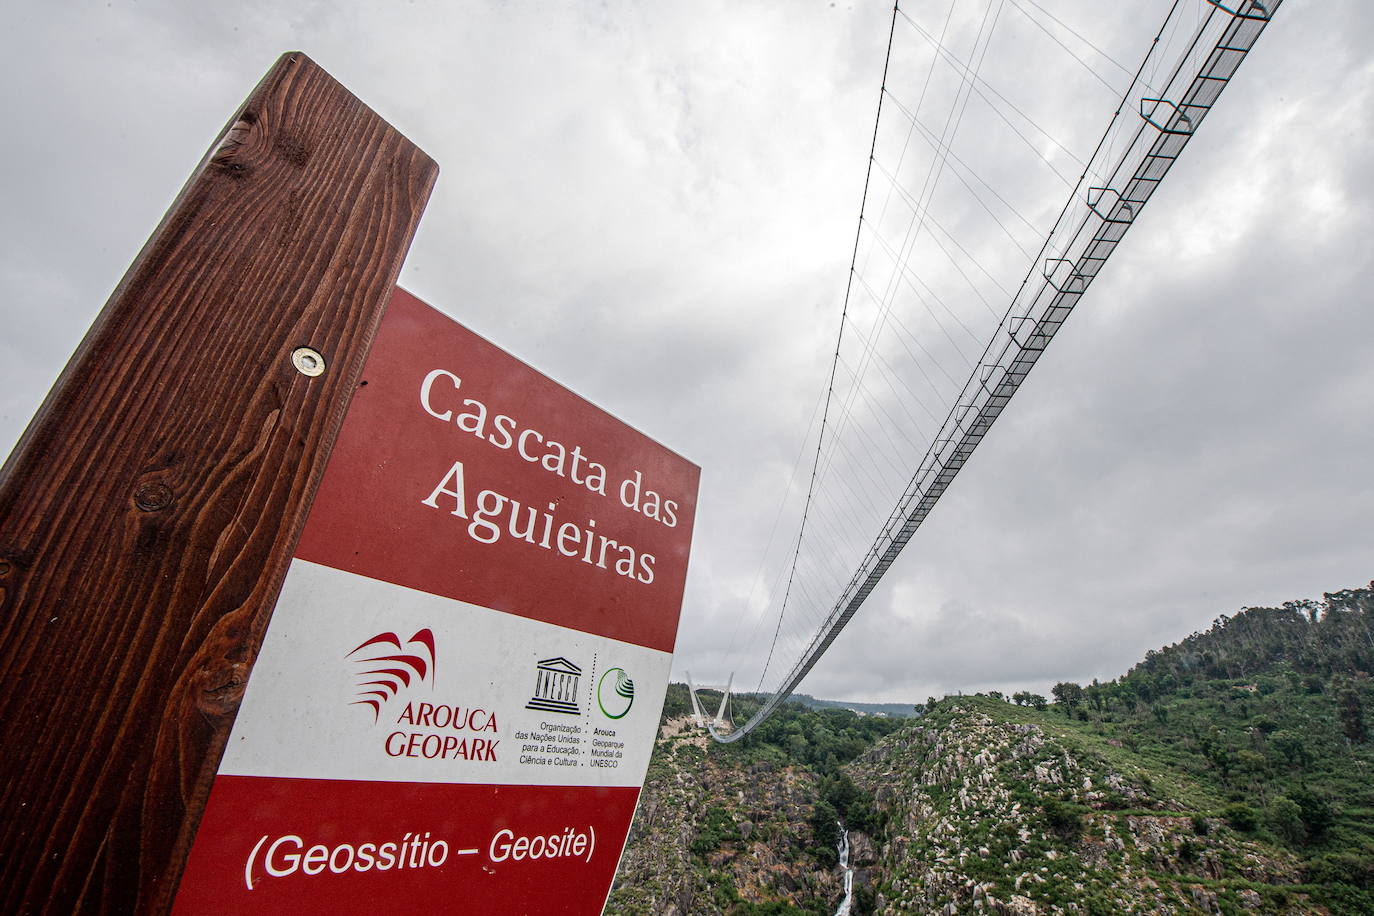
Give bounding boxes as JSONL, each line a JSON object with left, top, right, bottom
{"left": 0, "top": 52, "right": 437, "bottom": 914}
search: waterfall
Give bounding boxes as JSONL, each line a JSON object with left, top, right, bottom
{"left": 833, "top": 821, "right": 853, "bottom": 916}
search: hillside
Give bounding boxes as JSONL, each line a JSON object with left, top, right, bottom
{"left": 789, "top": 694, "right": 920, "bottom": 719}
{"left": 607, "top": 581, "right": 1374, "bottom": 915}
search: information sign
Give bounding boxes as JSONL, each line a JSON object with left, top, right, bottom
{"left": 174, "top": 288, "right": 699, "bottom": 914}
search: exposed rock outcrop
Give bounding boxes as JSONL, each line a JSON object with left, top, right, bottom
{"left": 849, "top": 703, "right": 1318, "bottom": 915}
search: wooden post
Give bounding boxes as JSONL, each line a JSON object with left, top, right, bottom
{"left": 0, "top": 53, "right": 437, "bottom": 914}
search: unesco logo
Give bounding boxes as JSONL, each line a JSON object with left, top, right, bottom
{"left": 525, "top": 657, "right": 582, "bottom": 715}
{"left": 596, "top": 668, "right": 635, "bottom": 720}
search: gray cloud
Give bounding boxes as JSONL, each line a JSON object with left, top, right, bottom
{"left": 3, "top": 1, "right": 1370, "bottom": 709}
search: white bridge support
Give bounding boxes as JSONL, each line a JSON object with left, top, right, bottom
{"left": 714, "top": 674, "right": 733, "bottom": 730}
{"left": 685, "top": 672, "right": 734, "bottom": 732}
{"left": 684, "top": 671, "right": 707, "bottom": 728}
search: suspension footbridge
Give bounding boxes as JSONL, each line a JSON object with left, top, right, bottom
{"left": 691, "top": 0, "right": 1283, "bottom": 742}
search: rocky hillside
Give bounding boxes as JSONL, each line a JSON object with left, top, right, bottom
{"left": 608, "top": 699, "right": 1326, "bottom": 915}
{"left": 850, "top": 698, "right": 1318, "bottom": 915}
{"left": 608, "top": 584, "right": 1373, "bottom": 914}
{"left": 605, "top": 716, "right": 855, "bottom": 916}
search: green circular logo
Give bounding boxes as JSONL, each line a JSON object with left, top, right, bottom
{"left": 597, "top": 668, "right": 635, "bottom": 719}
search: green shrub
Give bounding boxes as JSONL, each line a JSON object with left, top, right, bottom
{"left": 691, "top": 806, "right": 742, "bottom": 855}
{"left": 1267, "top": 795, "right": 1304, "bottom": 844}
{"left": 1042, "top": 798, "right": 1082, "bottom": 840}
{"left": 1222, "top": 802, "right": 1259, "bottom": 832}
{"left": 1307, "top": 851, "right": 1374, "bottom": 890}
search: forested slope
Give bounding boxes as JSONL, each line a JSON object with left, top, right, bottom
{"left": 607, "top": 581, "right": 1374, "bottom": 915}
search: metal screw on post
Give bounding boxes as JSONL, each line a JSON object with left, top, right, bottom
{"left": 292, "top": 347, "right": 326, "bottom": 377}
{"left": 133, "top": 483, "right": 173, "bottom": 513}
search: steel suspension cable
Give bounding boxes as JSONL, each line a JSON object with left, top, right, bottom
{"left": 755, "top": 2, "right": 903, "bottom": 692}
{"left": 708, "top": 0, "right": 1283, "bottom": 743}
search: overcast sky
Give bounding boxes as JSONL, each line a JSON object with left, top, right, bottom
{"left": 3, "top": 1, "right": 1371, "bottom": 705}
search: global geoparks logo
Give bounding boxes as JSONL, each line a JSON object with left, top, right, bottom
{"left": 596, "top": 668, "right": 634, "bottom": 719}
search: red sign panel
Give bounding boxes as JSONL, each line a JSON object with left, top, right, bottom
{"left": 295, "top": 288, "right": 696, "bottom": 652}
{"left": 174, "top": 288, "right": 699, "bottom": 914}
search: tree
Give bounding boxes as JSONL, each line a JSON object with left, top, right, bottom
{"left": 1270, "top": 730, "right": 1313, "bottom": 769}
{"left": 807, "top": 799, "right": 840, "bottom": 866}
{"left": 1052, "top": 681, "right": 1084, "bottom": 710}
{"left": 1028, "top": 694, "right": 1048, "bottom": 710}
{"left": 1289, "top": 787, "right": 1335, "bottom": 844}
{"left": 1235, "top": 749, "right": 1269, "bottom": 784}
{"left": 1337, "top": 683, "right": 1368, "bottom": 743}
{"left": 1268, "top": 796, "right": 1304, "bottom": 845}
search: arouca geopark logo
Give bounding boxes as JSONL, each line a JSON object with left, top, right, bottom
{"left": 344, "top": 628, "right": 500, "bottom": 763}
{"left": 346, "top": 629, "right": 436, "bottom": 722}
